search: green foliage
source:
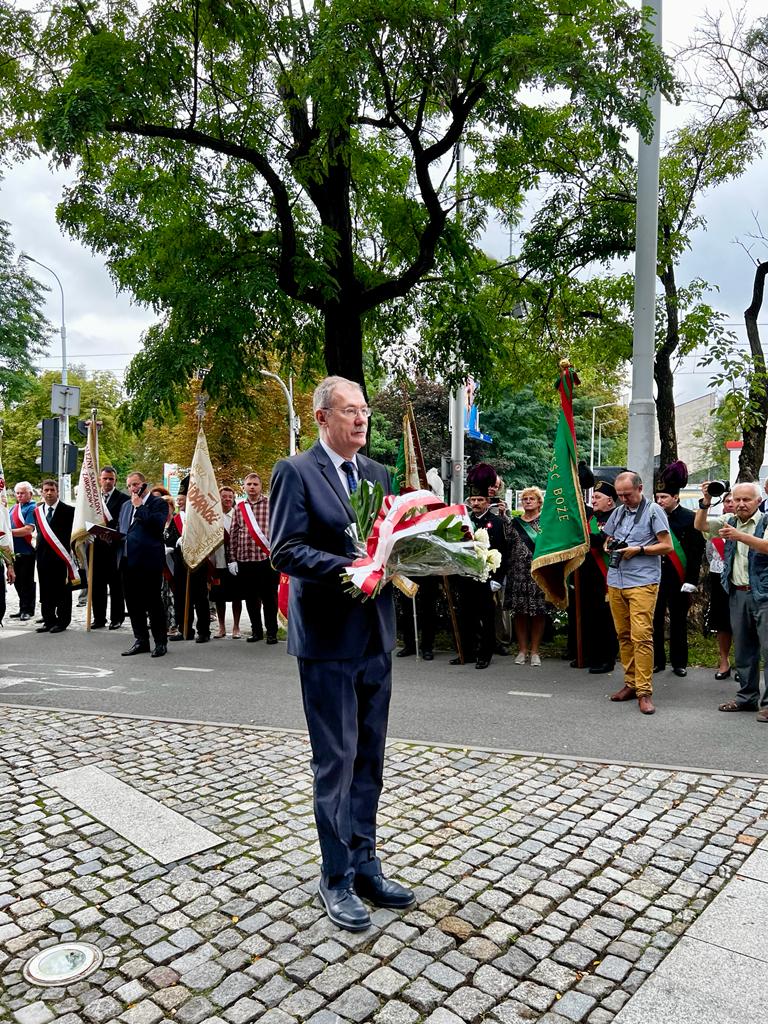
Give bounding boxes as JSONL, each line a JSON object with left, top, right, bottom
{"left": 0, "top": 219, "right": 50, "bottom": 402}
{"left": 0, "top": 0, "right": 673, "bottom": 421}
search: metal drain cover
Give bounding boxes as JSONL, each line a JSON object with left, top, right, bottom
{"left": 23, "top": 942, "right": 104, "bottom": 987}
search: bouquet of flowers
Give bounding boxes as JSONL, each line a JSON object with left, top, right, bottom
{"left": 343, "top": 485, "right": 501, "bottom": 599}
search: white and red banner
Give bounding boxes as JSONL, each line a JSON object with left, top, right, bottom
{"left": 182, "top": 427, "right": 224, "bottom": 571}
{"left": 0, "top": 447, "right": 12, "bottom": 563}
{"left": 71, "top": 419, "right": 107, "bottom": 562}
{"left": 34, "top": 505, "right": 80, "bottom": 583}
{"left": 239, "top": 500, "right": 270, "bottom": 556}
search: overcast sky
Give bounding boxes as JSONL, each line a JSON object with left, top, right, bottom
{"left": 1, "top": 1, "right": 766, "bottom": 406}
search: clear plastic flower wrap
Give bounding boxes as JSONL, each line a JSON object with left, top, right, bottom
{"left": 343, "top": 486, "right": 501, "bottom": 599}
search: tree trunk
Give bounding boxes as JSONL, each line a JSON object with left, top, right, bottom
{"left": 654, "top": 261, "right": 679, "bottom": 470}
{"left": 738, "top": 260, "right": 768, "bottom": 481}
{"left": 323, "top": 301, "right": 366, "bottom": 393}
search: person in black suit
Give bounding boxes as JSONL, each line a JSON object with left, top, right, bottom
{"left": 118, "top": 471, "right": 169, "bottom": 658}
{"left": 35, "top": 479, "right": 76, "bottom": 633}
{"left": 90, "top": 466, "right": 129, "bottom": 629}
{"left": 270, "top": 375, "right": 414, "bottom": 933}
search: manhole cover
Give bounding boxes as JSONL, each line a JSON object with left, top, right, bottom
{"left": 23, "top": 942, "right": 104, "bottom": 987}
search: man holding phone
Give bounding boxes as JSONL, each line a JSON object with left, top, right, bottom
{"left": 118, "top": 471, "right": 169, "bottom": 657}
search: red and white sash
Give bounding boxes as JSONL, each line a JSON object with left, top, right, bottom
{"left": 34, "top": 505, "right": 80, "bottom": 583}
{"left": 173, "top": 512, "right": 184, "bottom": 535}
{"left": 238, "top": 500, "right": 270, "bottom": 555}
{"left": 10, "top": 503, "right": 26, "bottom": 530}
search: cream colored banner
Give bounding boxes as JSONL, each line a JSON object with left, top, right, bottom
{"left": 182, "top": 428, "right": 224, "bottom": 570}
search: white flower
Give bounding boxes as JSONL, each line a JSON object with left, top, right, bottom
{"left": 486, "top": 549, "right": 502, "bottom": 571}
{"left": 473, "top": 528, "right": 490, "bottom": 548}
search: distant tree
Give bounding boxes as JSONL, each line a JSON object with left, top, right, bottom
{"left": 0, "top": 218, "right": 49, "bottom": 403}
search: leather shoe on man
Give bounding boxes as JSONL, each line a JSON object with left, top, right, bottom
{"left": 36, "top": 625, "right": 51, "bottom": 633}
{"left": 246, "top": 633, "right": 263, "bottom": 643}
{"left": 638, "top": 695, "right": 656, "bottom": 715}
{"left": 19, "top": 613, "right": 31, "bottom": 621}
{"left": 108, "top": 621, "right": 124, "bottom": 630}
{"left": 9, "top": 612, "right": 21, "bottom": 618}
{"left": 422, "top": 650, "right": 434, "bottom": 661}
{"left": 122, "top": 641, "right": 150, "bottom": 656}
{"left": 354, "top": 872, "right": 415, "bottom": 909}
{"left": 151, "top": 644, "right": 167, "bottom": 658}
{"left": 195, "top": 635, "right": 210, "bottom": 644}
{"left": 589, "top": 663, "right": 615, "bottom": 674}
{"left": 672, "top": 667, "right": 687, "bottom": 677}
{"left": 449, "top": 656, "right": 463, "bottom": 665}
{"left": 653, "top": 664, "right": 665, "bottom": 674}
{"left": 396, "top": 646, "right": 416, "bottom": 658}
{"left": 610, "top": 685, "right": 636, "bottom": 702}
{"left": 317, "top": 880, "right": 371, "bottom": 932}
{"left": 91, "top": 621, "right": 107, "bottom": 630}
{"left": 49, "top": 626, "right": 67, "bottom": 634}
{"left": 475, "top": 659, "right": 491, "bottom": 670}
{"left": 265, "top": 636, "right": 278, "bottom": 645}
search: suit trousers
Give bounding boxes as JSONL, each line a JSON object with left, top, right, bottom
{"left": 608, "top": 584, "right": 659, "bottom": 697}
{"left": 652, "top": 577, "right": 690, "bottom": 670}
{"left": 90, "top": 542, "right": 125, "bottom": 626}
{"left": 729, "top": 588, "right": 768, "bottom": 708}
{"left": 13, "top": 553, "right": 36, "bottom": 615}
{"left": 455, "top": 577, "right": 496, "bottom": 662}
{"left": 298, "top": 651, "right": 392, "bottom": 889}
{"left": 123, "top": 565, "right": 167, "bottom": 645}
{"left": 38, "top": 561, "right": 72, "bottom": 630}
{"left": 238, "top": 559, "right": 278, "bottom": 639}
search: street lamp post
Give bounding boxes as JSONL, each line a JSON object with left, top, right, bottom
{"left": 20, "top": 253, "right": 71, "bottom": 501}
{"left": 590, "top": 403, "right": 619, "bottom": 471}
{"left": 598, "top": 420, "right": 617, "bottom": 467}
{"left": 259, "top": 370, "right": 300, "bottom": 456}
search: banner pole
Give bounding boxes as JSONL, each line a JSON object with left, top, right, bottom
{"left": 183, "top": 569, "right": 191, "bottom": 639}
{"left": 84, "top": 413, "right": 98, "bottom": 632}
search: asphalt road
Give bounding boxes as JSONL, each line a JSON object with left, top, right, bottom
{"left": 1, "top": 616, "right": 766, "bottom": 775}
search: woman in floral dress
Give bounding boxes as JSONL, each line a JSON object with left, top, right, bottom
{"left": 505, "top": 486, "right": 549, "bottom": 666}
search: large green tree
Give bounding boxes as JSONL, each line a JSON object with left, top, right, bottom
{"left": 0, "top": 218, "right": 49, "bottom": 403}
{"left": 1, "top": 0, "right": 670, "bottom": 423}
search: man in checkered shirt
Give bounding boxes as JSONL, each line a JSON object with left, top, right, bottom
{"left": 228, "top": 473, "right": 279, "bottom": 644}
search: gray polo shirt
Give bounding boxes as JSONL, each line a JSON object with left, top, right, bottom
{"left": 604, "top": 499, "right": 670, "bottom": 589}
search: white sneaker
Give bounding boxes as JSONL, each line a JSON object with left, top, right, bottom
{"left": 514, "top": 652, "right": 527, "bottom": 665}
{"left": 530, "top": 654, "right": 542, "bottom": 667}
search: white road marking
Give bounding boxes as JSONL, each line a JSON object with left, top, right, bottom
{"left": 507, "top": 690, "right": 553, "bottom": 698}
{"left": 0, "top": 630, "right": 30, "bottom": 638}
{"left": 173, "top": 666, "right": 214, "bottom": 673}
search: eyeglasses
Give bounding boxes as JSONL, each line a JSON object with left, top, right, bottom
{"left": 325, "top": 406, "right": 372, "bottom": 418}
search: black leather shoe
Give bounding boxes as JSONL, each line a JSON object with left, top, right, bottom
{"left": 475, "top": 659, "right": 491, "bottom": 670}
{"left": 396, "top": 647, "right": 416, "bottom": 658}
{"left": 318, "top": 880, "right": 371, "bottom": 932}
{"left": 672, "top": 667, "right": 687, "bottom": 677}
{"left": 422, "top": 650, "right": 434, "bottom": 661}
{"left": 91, "top": 621, "right": 107, "bottom": 630}
{"left": 246, "top": 633, "right": 263, "bottom": 643}
{"left": 495, "top": 644, "right": 510, "bottom": 656}
{"left": 49, "top": 626, "right": 67, "bottom": 634}
{"left": 265, "top": 636, "right": 278, "bottom": 645}
{"left": 36, "top": 625, "right": 51, "bottom": 633}
{"left": 354, "top": 873, "right": 415, "bottom": 909}
{"left": 108, "top": 621, "right": 124, "bottom": 631}
{"left": 195, "top": 636, "right": 210, "bottom": 644}
{"left": 151, "top": 644, "right": 167, "bottom": 658}
{"left": 449, "top": 656, "right": 463, "bottom": 665}
{"left": 122, "top": 641, "right": 150, "bottom": 656}
{"left": 653, "top": 664, "right": 665, "bottom": 674}
{"left": 168, "top": 633, "right": 186, "bottom": 641}
{"left": 589, "top": 663, "right": 615, "bottom": 674}
{"left": 19, "top": 613, "right": 31, "bottom": 621}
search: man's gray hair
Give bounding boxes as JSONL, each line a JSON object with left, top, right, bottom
{"left": 616, "top": 471, "right": 643, "bottom": 488}
{"left": 14, "top": 481, "right": 33, "bottom": 494}
{"left": 313, "top": 376, "right": 364, "bottom": 414}
{"left": 735, "top": 480, "right": 763, "bottom": 500}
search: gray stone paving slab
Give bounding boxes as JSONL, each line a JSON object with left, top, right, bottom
{"left": 613, "top": 936, "right": 768, "bottom": 1024}
{"left": 683, "top": 874, "right": 768, "bottom": 959}
{"left": 3, "top": 707, "right": 768, "bottom": 1024}
{"left": 733, "top": 846, "right": 768, "bottom": 882}
{"left": 43, "top": 766, "right": 223, "bottom": 865}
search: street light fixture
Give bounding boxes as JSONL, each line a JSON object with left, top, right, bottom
{"left": 19, "top": 253, "right": 72, "bottom": 501}
{"left": 259, "top": 370, "right": 300, "bottom": 456}
{"left": 590, "top": 403, "right": 620, "bottom": 471}
{"left": 597, "top": 420, "right": 617, "bottom": 468}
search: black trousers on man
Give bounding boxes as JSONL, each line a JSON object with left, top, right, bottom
{"left": 38, "top": 562, "right": 72, "bottom": 630}
{"left": 455, "top": 577, "right": 496, "bottom": 663}
{"left": 238, "top": 559, "right": 279, "bottom": 639}
{"left": 13, "top": 553, "right": 36, "bottom": 616}
{"left": 123, "top": 566, "right": 167, "bottom": 646}
{"left": 90, "top": 541, "right": 125, "bottom": 626}
{"left": 653, "top": 578, "right": 690, "bottom": 671}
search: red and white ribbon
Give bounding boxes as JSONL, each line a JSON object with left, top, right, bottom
{"left": 346, "top": 489, "right": 471, "bottom": 597}
{"left": 173, "top": 512, "right": 184, "bottom": 536}
{"left": 10, "top": 503, "right": 26, "bottom": 530}
{"left": 34, "top": 506, "right": 80, "bottom": 584}
{"left": 238, "top": 500, "right": 270, "bottom": 556}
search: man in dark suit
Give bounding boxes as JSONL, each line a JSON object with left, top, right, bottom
{"left": 34, "top": 479, "right": 76, "bottom": 633}
{"left": 270, "top": 375, "right": 414, "bottom": 932}
{"left": 90, "top": 466, "right": 129, "bottom": 629}
{"left": 118, "top": 471, "right": 169, "bottom": 658}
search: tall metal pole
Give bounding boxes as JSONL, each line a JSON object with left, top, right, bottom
{"left": 20, "top": 254, "right": 71, "bottom": 501}
{"left": 449, "top": 142, "right": 465, "bottom": 504}
{"left": 627, "top": 0, "right": 662, "bottom": 490}
{"left": 260, "top": 370, "right": 299, "bottom": 455}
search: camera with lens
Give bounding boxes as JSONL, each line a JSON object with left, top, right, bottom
{"left": 707, "top": 480, "right": 730, "bottom": 498}
{"left": 606, "top": 537, "right": 628, "bottom": 569}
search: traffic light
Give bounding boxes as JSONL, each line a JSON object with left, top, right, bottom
{"left": 36, "top": 418, "right": 59, "bottom": 475}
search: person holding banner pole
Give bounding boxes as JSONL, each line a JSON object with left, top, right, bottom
{"left": 229, "top": 472, "right": 278, "bottom": 644}
{"left": 34, "top": 479, "right": 76, "bottom": 634}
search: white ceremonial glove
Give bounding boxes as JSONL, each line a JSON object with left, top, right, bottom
{"left": 176, "top": 537, "right": 183, "bottom": 548}
{"left": 489, "top": 580, "right": 502, "bottom": 592}
{"left": 228, "top": 561, "right": 239, "bottom": 576}
{"left": 680, "top": 583, "right": 697, "bottom": 594}
{"left": 164, "top": 546, "right": 174, "bottom": 556}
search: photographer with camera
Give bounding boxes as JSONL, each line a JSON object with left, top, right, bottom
{"left": 603, "top": 472, "right": 672, "bottom": 715}
{"left": 695, "top": 480, "right": 768, "bottom": 719}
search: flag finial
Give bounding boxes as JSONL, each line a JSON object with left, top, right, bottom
{"left": 559, "top": 359, "right": 571, "bottom": 371}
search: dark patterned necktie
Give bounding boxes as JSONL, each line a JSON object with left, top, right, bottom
{"left": 46, "top": 506, "right": 54, "bottom": 524}
{"left": 341, "top": 461, "right": 358, "bottom": 494}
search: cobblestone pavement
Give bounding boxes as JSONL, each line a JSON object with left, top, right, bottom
{"left": 2, "top": 706, "right": 768, "bottom": 1024}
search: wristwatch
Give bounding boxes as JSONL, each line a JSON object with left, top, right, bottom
{"left": 698, "top": 498, "right": 711, "bottom": 510}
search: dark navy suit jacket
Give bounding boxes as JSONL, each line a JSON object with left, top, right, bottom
{"left": 270, "top": 441, "right": 396, "bottom": 660}
{"left": 118, "top": 493, "right": 169, "bottom": 572}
